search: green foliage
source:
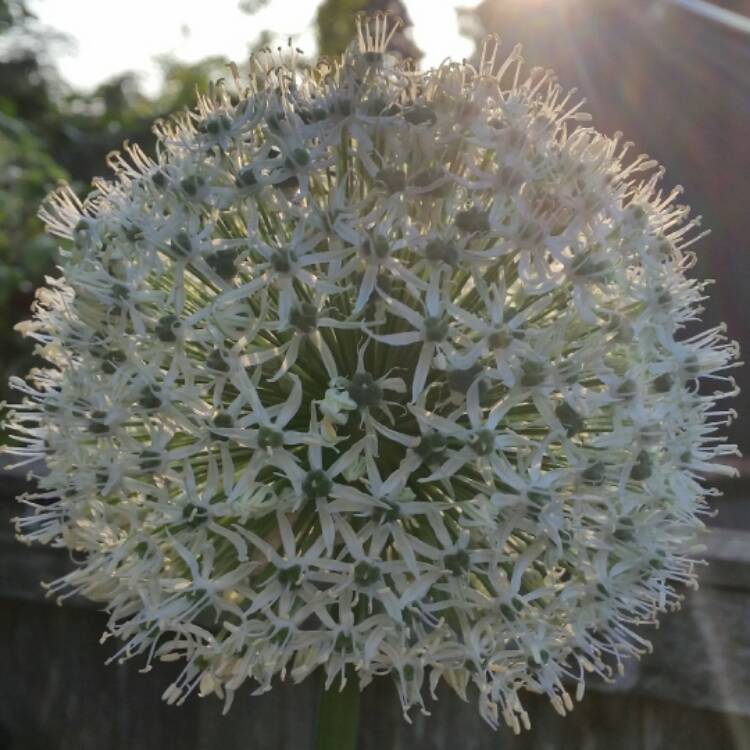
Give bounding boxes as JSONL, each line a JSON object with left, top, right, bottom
{"left": 0, "top": 0, "right": 30, "bottom": 32}
{"left": 0, "top": 1, "right": 12, "bottom": 30}
{"left": 0, "top": 0, "right": 66, "bottom": 413}
{"left": 238, "top": 0, "right": 271, "bottom": 12}
{"left": 0, "top": 5, "right": 227, "bottom": 426}
{"left": 0, "top": 112, "right": 65, "bottom": 392}
{"left": 50, "top": 56, "right": 227, "bottom": 185}
{"left": 0, "top": 113, "right": 64, "bottom": 309}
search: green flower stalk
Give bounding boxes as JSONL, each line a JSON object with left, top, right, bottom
{"left": 5, "top": 11, "right": 740, "bottom": 735}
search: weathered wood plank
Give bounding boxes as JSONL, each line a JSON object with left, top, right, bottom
{"left": 699, "top": 526, "right": 750, "bottom": 590}
{"left": 636, "top": 585, "right": 750, "bottom": 716}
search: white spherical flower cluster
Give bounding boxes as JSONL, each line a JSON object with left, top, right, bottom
{"left": 6, "top": 14, "right": 740, "bottom": 731}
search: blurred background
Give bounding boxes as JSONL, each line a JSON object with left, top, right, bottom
{"left": 0, "top": 1, "right": 749, "bottom": 748}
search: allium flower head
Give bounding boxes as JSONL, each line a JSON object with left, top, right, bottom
{"left": 7, "top": 14, "right": 740, "bottom": 731}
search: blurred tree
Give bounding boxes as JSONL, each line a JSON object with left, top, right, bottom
{"left": 0, "top": 0, "right": 238, "bottom": 428}
{"left": 0, "top": 113, "right": 65, "bottom": 391}
{"left": 316, "top": 0, "right": 368, "bottom": 57}
{"left": 316, "top": 0, "right": 422, "bottom": 60}
{"left": 52, "top": 56, "right": 227, "bottom": 185}
{"left": 0, "top": 0, "right": 66, "bottom": 413}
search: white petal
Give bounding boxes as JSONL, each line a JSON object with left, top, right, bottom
{"left": 328, "top": 438, "right": 367, "bottom": 478}
{"left": 354, "top": 265, "right": 379, "bottom": 313}
{"left": 318, "top": 501, "right": 336, "bottom": 555}
{"left": 276, "top": 374, "right": 302, "bottom": 427}
{"left": 411, "top": 344, "right": 434, "bottom": 403}
{"left": 372, "top": 420, "right": 419, "bottom": 448}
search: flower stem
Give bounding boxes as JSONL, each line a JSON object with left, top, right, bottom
{"left": 314, "top": 668, "right": 360, "bottom": 750}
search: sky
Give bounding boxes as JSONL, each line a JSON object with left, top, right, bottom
{"left": 28, "top": 0, "right": 479, "bottom": 95}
